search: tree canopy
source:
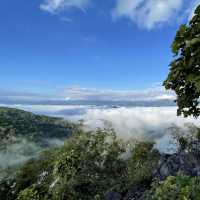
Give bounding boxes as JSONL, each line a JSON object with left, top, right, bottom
{"left": 163, "top": 5, "right": 200, "bottom": 117}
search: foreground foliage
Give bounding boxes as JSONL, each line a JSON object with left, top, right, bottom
{"left": 146, "top": 175, "right": 200, "bottom": 200}
{"left": 2, "top": 119, "right": 200, "bottom": 199}
{"left": 164, "top": 5, "right": 200, "bottom": 117}
{"left": 0, "top": 129, "right": 160, "bottom": 200}
{"left": 0, "top": 107, "right": 80, "bottom": 180}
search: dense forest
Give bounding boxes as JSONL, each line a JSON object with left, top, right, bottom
{"left": 0, "top": 107, "right": 80, "bottom": 180}
{"left": 0, "top": 107, "right": 79, "bottom": 142}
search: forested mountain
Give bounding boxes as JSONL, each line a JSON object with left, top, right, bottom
{"left": 0, "top": 107, "right": 80, "bottom": 180}
{"left": 0, "top": 107, "right": 78, "bottom": 143}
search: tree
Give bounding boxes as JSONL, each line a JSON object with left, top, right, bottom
{"left": 163, "top": 5, "right": 200, "bottom": 117}
{"left": 146, "top": 175, "right": 200, "bottom": 200}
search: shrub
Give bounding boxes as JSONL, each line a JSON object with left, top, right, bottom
{"left": 13, "top": 148, "right": 58, "bottom": 199}
{"left": 0, "top": 178, "right": 16, "bottom": 200}
{"left": 169, "top": 123, "right": 200, "bottom": 153}
{"left": 52, "top": 129, "right": 128, "bottom": 199}
{"left": 127, "top": 141, "right": 160, "bottom": 187}
{"left": 17, "top": 185, "right": 40, "bottom": 200}
{"left": 2, "top": 129, "right": 162, "bottom": 200}
{"left": 146, "top": 175, "right": 200, "bottom": 200}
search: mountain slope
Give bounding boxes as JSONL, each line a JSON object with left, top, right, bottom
{"left": 0, "top": 107, "right": 80, "bottom": 179}
{"left": 0, "top": 107, "right": 78, "bottom": 143}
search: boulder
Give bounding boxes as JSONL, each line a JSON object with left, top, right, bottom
{"left": 105, "top": 191, "right": 122, "bottom": 200}
{"left": 123, "top": 184, "right": 147, "bottom": 200}
{"left": 154, "top": 151, "right": 200, "bottom": 181}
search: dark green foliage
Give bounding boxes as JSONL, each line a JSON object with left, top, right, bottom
{"left": 14, "top": 149, "right": 57, "bottom": 194}
{"left": 0, "top": 128, "right": 161, "bottom": 200}
{"left": 0, "top": 107, "right": 78, "bottom": 143}
{"left": 0, "top": 148, "right": 58, "bottom": 200}
{"left": 2, "top": 122, "right": 200, "bottom": 200}
{"left": 52, "top": 130, "right": 128, "bottom": 199}
{"left": 0, "top": 178, "right": 15, "bottom": 200}
{"left": 146, "top": 175, "right": 200, "bottom": 200}
{"left": 171, "top": 123, "right": 200, "bottom": 153}
{"left": 17, "top": 185, "right": 41, "bottom": 200}
{"left": 178, "top": 136, "right": 188, "bottom": 151}
{"left": 163, "top": 5, "right": 200, "bottom": 117}
{"left": 127, "top": 141, "right": 160, "bottom": 187}
{"left": 0, "top": 107, "right": 81, "bottom": 181}
{"left": 50, "top": 134, "right": 160, "bottom": 199}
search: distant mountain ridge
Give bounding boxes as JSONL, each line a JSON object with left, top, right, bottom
{"left": 0, "top": 99, "right": 176, "bottom": 107}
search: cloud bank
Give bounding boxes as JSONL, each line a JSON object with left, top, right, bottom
{"left": 0, "top": 86, "right": 175, "bottom": 103}
{"left": 63, "top": 86, "right": 175, "bottom": 101}
{"left": 77, "top": 107, "right": 199, "bottom": 139}
{"left": 3, "top": 104, "right": 199, "bottom": 153}
{"left": 2, "top": 104, "right": 198, "bottom": 143}
{"left": 73, "top": 106, "right": 200, "bottom": 153}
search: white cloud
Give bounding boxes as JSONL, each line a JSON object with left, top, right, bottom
{"left": 3, "top": 104, "right": 199, "bottom": 142}
{"left": 63, "top": 86, "right": 175, "bottom": 101}
{"left": 112, "top": 0, "right": 199, "bottom": 29}
{"left": 40, "top": 0, "right": 90, "bottom": 14}
{"left": 39, "top": 0, "right": 200, "bottom": 28}
{"left": 80, "top": 107, "right": 199, "bottom": 138}
{"left": 73, "top": 107, "right": 200, "bottom": 153}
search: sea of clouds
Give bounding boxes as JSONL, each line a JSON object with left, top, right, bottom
{"left": 68, "top": 106, "right": 200, "bottom": 153}
{"left": 1, "top": 104, "right": 200, "bottom": 151}
{"left": 2, "top": 104, "right": 199, "bottom": 133}
{"left": 1, "top": 103, "right": 200, "bottom": 178}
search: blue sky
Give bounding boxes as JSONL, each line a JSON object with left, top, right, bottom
{"left": 0, "top": 0, "right": 199, "bottom": 101}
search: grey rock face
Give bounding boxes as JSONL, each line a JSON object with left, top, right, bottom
{"left": 106, "top": 141, "right": 200, "bottom": 200}
{"left": 189, "top": 140, "right": 200, "bottom": 156}
{"left": 154, "top": 151, "right": 200, "bottom": 181}
{"left": 123, "top": 184, "right": 147, "bottom": 200}
{"left": 105, "top": 192, "right": 122, "bottom": 200}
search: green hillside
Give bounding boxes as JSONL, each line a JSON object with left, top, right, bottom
{"left": 0, "top": 107, "right": 78, "bottom": 143}
{"left": 0, "top": 107, "right": 80, "bottom": 180}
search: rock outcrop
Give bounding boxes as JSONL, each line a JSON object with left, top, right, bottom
{"left": 122, "top": 143, "right": 200, "bottom": 200}
{"left": 154, "top": 151, "right": 200, "bottom": 181}
{"left": 105, "top": 192, "right": 122, "bottom": 200}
